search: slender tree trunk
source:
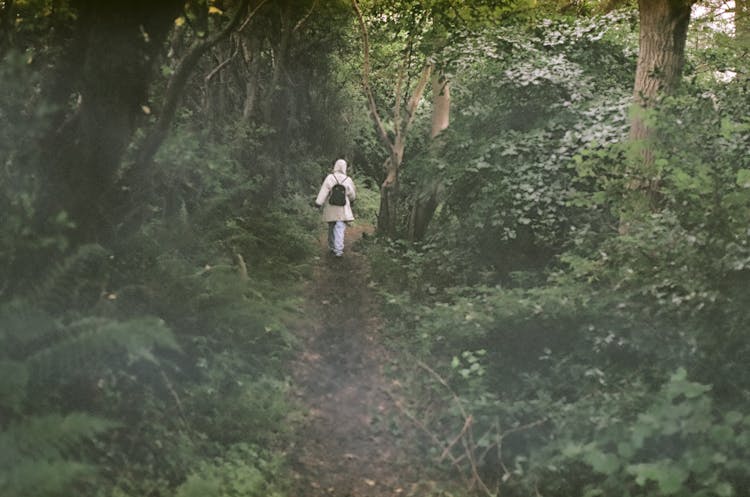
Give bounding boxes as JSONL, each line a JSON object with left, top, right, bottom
{"left": 378, "top": 142, "right": 404, "bottom": 238}
{"left": 734, "top": 0, "right": 750, "bottom": 38}
{"left": 408, "top": 73, "right": 450, "bottom": 241}
{"left": 352, "top": 0, "right": 434, "bottom": 237}
{"left": 626, "top": 0, "right": 692, "bottom": 210}
{"left": 430, "top": 73, "right": 450, "bottom": 139}
{"left": 263, "top": 10, "right": 291, "bottom": 124}
{"left": 737, "top": 0, "right": 750, "bottom": 47}
{"left": 374, "top": 66, "right": 431, "bottom": 237}
{"left": 204, "top": 46, "right": 237, "bottom": 128}
{"left": 242, "top": 35, "right": 261, "bottom": 120}
{"left": 0, "top": 0, "right": 15, "bottom": 55}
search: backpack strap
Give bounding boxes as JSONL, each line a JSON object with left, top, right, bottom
{"left": 332, "top": 174, "right": 348, "bottom": 187}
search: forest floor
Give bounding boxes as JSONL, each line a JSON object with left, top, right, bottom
{"left": 287, "top": 224, "right": 453, "bottom": 497}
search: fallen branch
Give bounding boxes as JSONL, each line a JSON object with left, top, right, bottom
{"left": 381, "top": 386, "right": 473, "bottom": 488}
{"left": 415, "top": 359, "right": 469, "bottom": 419}
{"left": 440, "top": 414, "right": 472, "bottom": 462}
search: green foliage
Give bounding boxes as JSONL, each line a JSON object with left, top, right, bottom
{"left": 564, "top": 369, "right": 750, "bottom": 497}
{"left": 174, "top": 444, "right": 286, "bottom": 497}
{"left": 0, "top": 52, "right": 72, "bottom": 297}
{"left": 391, "top": 12, "right": 635, "bottom": 285}
{"left": 2, "top": 2, "right": 356, "bottom": 496}
{"left": 344, "top": 176, "right": 379, "bottom": 227}
{"left": 0, "top": 296, "right": 177, "bottom": 496}
{"left": 369, "top": 6, "right": 750, "bottom": 497}
{"left": 3, "top": 0, "right": 747, "bottom": 495}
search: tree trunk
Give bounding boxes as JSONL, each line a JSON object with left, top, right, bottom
{"left": 379, "top": 182, "right": 400, "bottom": 239}
{"left": 430, "top": 74, "right": 450, "bottom": 139}
{"left": 38, "top": 0, "right": 182, "bottom": 242}
{"left": 626, "top": 0, "right": 692, "bottom": 211}
{"left": 204, "top": 46, "right": 237, "bottom": 129}
{"left": 262, "top": 9, "right": 291, "bottom": 124}
{"left": 407, "top": 73, "right": 450, "bottom": 241}
{"left": 630, "top": 0, "right": 692, "bottom": 141}
{"left": 737, "top": 0, "right": 750, "bottom": 47}
{"left": 407, "top": 183, "right": 440, "bottom": 242}
{"left": 352, "top": 0, "right": 436, "bottom": 238}
{"left": 378, "top": 142, "right": 404, "bottom": 238}
{"left": 242, "top": 35, "right": 261, "bottom": 120}
{"left": 0, "top": 0, "right": 15, "bottom": 56}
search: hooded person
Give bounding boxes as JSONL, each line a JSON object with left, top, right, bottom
{"left": 314, "top": 159, "right": 356, "bottom": 257}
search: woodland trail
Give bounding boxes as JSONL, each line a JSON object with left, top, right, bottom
{"left": 288, "top": 225, "right": 446, "bottom": 497}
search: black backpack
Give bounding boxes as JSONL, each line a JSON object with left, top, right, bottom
{"left": 328, "top": 175, "right": 348, "bottom": 206}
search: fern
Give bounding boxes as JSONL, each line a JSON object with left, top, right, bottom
{"left": 0, "top": 413, "right": 117, "bottom": 497}
{"left": 28, "top": 316, "right": 180, "bottom": 386}
{"left": 0, "top": 360, "right": 28, "bottom": 415}
{"left": 0, "top": 300, "right": 57, "bottom": 359}
{"left": 1, "top": 460, "right": 93, "bottom": 497}
{"left": 0, "top": 413, "right": 117, "bottom": 468}
{"left": 37, "top": 244, "right": 110, "bottom": 314}
{"left": 0, "top": 301, "right": 179, "bottom": 497}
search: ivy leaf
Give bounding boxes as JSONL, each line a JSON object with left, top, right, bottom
{"left": 583, "top": 448, "right": 619, "bottom": 474}
{"left": 715, "top": 482, "right": 734, "bottom": 497}
{"left": 627, "top": 462, "right": 688, "bottom": 495}
{"left": 736, "top": 169, "right": 750, "bottom": 188}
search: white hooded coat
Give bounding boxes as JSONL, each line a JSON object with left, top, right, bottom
{"left": 315, "top": 159, "right": 356, "bottom": 222}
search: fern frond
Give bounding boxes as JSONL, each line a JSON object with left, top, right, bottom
{"left": 0, "top": 301, "right": 57, "bottom": 359}
{"left": 0, "top": 359, "right": 28, "bottom": 415}
{"left": 0, "top": 413, "right": 117, "bottom": 470}
{"left": 0, "top": 460, "right": 94, "bottom": 497}
{"left": 27, "top": 317, "right": 180, "bottom": 385}
{"left": 37, "top": 244, "right": 110, "bottom": 314}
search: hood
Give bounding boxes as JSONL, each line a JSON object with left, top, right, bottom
{"left": 333, "top": 159, "right": 347, "bottom": 175}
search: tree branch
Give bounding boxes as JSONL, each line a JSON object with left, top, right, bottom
{"left": 239, "top": 0, "right": 270, "bottom": 32}
{"left": 205, "top": 49, "right": 239, "bottom": 84}
{"left": 135, "top": 0, "right": 251, "bottom": 168}
{"left": 352, "top": 0, "right": 394, "bottom": 155}
{"left": 293, "top": 0, "right": 319, "bottom": 32}
{"left": 381, "top": 386, "right": 473, "bottom": 488}
{"left": 440, "top": 414, "right": 473, "bottom": 462}
{"left": 393, "top": 59, "right": 406, "bottom": 139}
{"left": 416, "top": 359, "right": 470, "bottom": 419}
{"left": 404, "top": 63, "right": 432, "bottom": 134}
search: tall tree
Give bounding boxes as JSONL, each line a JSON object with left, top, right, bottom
{"left": 352, "top": 0, "right": 523, "bottom": 238}
{"left": 37, "top": 0, "right": 183, "bottom": 242}
{"left": 352, "top": 0, "right": 432, "bottom": 237}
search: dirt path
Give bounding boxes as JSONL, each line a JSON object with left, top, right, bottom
{"left": 288, "top": 225, "right": 442, "bottom": 497}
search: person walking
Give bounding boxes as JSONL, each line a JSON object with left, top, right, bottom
{"left": 314, "top": 159, "right": 356, "bottom": 257}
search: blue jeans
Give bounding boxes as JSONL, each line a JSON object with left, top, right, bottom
{"left": 327, "top": 221, "right": 346, "bottom": 256}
